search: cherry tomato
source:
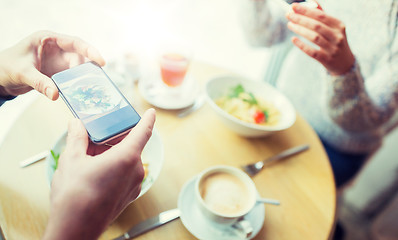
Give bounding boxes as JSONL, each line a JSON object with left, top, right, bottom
{"left": 253, "top": 110, "right": 265, "bottom": 124}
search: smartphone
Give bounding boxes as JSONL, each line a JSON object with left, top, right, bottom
{"left": 51, "top": 61, "right": 141, "bottom": 144}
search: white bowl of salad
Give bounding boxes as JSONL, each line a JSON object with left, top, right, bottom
{"left": 46, "top": 127, "right": 164, "bottom": 199}
{"left": 205, "top": 75, "right": 296, "bottom": 137}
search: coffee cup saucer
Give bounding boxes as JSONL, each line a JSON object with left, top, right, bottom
{"left": 177, "top": 176, "right": 265, "bottom": 240}
{"left": 138, "top": 74, "right": 199, "bottom": 110}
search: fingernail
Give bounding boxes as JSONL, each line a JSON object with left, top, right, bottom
{"left": 45, "top": 88, "right": 54, "bottom": 99}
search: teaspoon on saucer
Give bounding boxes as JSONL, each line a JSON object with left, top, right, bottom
{"left": 177, "top": 94, "right": 206, "bottom": 118}
{"left": 257, "top": 198, "right": 280, "bottom": 206}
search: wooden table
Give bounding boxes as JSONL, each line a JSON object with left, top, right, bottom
{"left": 0, "top": 61, "right": 336, "bottom": 240}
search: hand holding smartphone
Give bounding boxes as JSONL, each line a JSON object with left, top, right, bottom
{"left": 51, "top": 61, "right": 141, "bottom": 144}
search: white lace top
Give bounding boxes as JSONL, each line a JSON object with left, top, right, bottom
{"left": 241, "top": 0, "right": 398, "bottom": 154}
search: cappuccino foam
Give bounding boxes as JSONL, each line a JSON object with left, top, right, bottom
{"left": 199, "top": 172, "right": 250, "bottom": 216}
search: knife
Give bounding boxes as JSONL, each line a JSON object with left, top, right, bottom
{"left": 112, "top": 208, "right": 181, "bottom": 240}
{"left": 19, "top": 150, "right": 50, "bottom": 168}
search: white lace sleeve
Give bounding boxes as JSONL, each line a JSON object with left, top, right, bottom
{"left": 240, "top": 0, "right": 291, "bottom": 47}
{"left": 326, "top": 59, "right": 398, "bottom": 133}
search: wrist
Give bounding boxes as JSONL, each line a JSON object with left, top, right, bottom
{"left": 0, "top": 51, "right": 14, "bottom": 98}
{"left": 43, "top": 187, "right": 109, "bottom": 240}
{"left": 327, "top": 60, "right": 364, "bottom": 99}
{"left": 328, "top": 59, "right": 359, "bottom": 80}
{"left": 328, "top": 54, "right": 356, "bottom": 76}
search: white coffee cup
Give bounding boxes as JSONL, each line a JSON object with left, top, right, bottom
{"left": 195, "top": 165, "right": 257, "bottom": 238}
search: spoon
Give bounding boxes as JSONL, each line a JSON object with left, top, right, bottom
{"left": 257, "top": 198, "right": 281, "bottom": 206}
{"left": 177, "top": 94, "right": 206, "bottom": 118}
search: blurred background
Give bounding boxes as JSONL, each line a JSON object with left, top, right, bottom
{"left": 0, "top": 0, "right": 272, "bottom": 144}
{"left": 0, "top": 0, "right": 270, "bottom": 79}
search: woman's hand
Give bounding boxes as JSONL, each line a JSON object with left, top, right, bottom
{"left": 43, "top": 108, "right": 156, "bottom": 240}
{"left": 286, "top": 3, "right": 355, "bottom": 75}
{"left": 0, "top": 30, "right": 105, "bottom": 100}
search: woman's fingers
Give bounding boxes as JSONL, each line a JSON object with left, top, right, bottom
{"left": 291, "top": 3, "right": 342, "bottom": 29}
{"left": 290, "top": 3, "right": 348, "bottom": 47}
{"left": 287, "top": 21, "right": 332, "bottom": 50}
{"left": 286, "top": 12, "right": 337, "bottom": 43}
{"left": 286, "top": 4, "right": 348, "bottom": 57}
{"left": 286, "top": 3, "right": 355, "bottom": 75}
{"left": 290, "top": 36, "right": 328, "bottom": 63}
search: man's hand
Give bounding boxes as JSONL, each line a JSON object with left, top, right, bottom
{"left": 0, "top": 30, "right": 105, "bottom": 99}
{"left": 43, "top": 108, "right": 156, "bottom": 240}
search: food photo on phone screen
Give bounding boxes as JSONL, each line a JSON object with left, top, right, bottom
{"left": 51, "top": 62, "right": 141, "bottom": 144}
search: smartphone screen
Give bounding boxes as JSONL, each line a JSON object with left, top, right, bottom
{"left": 51, "top": 61, "right": 141, "bottom": 144}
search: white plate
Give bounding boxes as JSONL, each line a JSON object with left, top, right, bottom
{"left": 46, "top": 128, "right": 163, "bottom": 199}
{"left": 178, "top": 176, "right": 265, "bottom": 240}
{"left": 138, "top": 74, "right": 199, "bottom": 110}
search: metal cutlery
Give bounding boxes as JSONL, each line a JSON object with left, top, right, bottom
{"left": 177, "top": 94, "right": 206, "bottom": 118}
{"left": 19, "top": 150, "right": 50, "bottom": 168}
{"left": 242, "top": 144, "right": 310, "bottom": 176}
{"left": 257, "top": 198, "right": 280, "bottom": 206}
{"left": 112, "top": 208, "right": 180, "bottom": 240}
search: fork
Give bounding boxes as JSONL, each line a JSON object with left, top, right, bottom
{"left": 177, "top": 94, "right": 206, "bottom": 118}
{"left": 242, "top": 144, "right": 310, "bottom": 176}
